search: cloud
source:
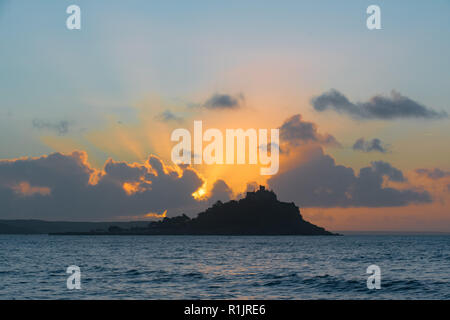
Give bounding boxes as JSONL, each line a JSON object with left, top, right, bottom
{"left": 32, "top": 119, "right": 71, "bottom": 135}
{"left": 370, "top": 161, "right": 405, "bottom": 182}
{"left": 155, "top": 110, "right": 183, "bottom": 122}
{"left": 203, "top": 93, "right": 244, "bottom": 110}
{"left": 353, "top": 138, "right": 389, "bottom": 153}
{"left": 279, "top": 114, "right": 340, "bottom": 148}
{"left": 208, "top": 179, "right": 233, "bottom": 204}
{"left": 0, "top": 151, "right": 206, "bottom": 220}
{"left": 144, "top": 210, "right": 167, "bottom": 219}
{"left": 415, "top": 168, "right": 450, "bottom": 180}
{"left": 268, "top": 146, "right": 431, "bottom": 208}
{"left": 311, "top": 89, "right": 448, "bottom": 120}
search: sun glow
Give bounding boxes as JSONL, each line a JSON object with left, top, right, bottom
{"left": 145, "top": 210, "right": 167, "bottom": 218}
{"left": 192, "top": 183, "right": 208, "bottom": 200}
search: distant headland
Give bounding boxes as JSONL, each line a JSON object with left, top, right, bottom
{"left": 51, "top": 186, "right": 337, "bottom": 236}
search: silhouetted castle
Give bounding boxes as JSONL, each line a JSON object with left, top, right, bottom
{"left": 245, "top": 185, "right": 277, "bottom": 202}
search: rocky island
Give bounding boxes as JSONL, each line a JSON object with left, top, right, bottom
{"left": 52, "top": 186, "right": 337, "bottom": 236}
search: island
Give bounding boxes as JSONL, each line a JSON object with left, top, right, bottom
{"left": 51, "top": 186, "right": 337, "bottom": 236}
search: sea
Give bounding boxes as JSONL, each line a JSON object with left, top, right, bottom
{"left": 0, "top": 235, "right": 449, "bottom": 299}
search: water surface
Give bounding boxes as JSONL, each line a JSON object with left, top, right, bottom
{"left": 0, "top": 235, "right": 449, "bottom": 299}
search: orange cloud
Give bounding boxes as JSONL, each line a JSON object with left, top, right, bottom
{"left": 123, "top": 181, "right": 146, "bottom": 195}
{"left": 145, "top": 210, "right": 167, "bottom": 218}
{"left": 11, "top": 182, "right": 51, "bottom": 197}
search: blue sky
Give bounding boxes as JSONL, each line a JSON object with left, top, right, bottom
{"left": 0, "top": 1, "right": 448, "bottom": 166}
{"left": 0, "top": 0, "right": 449, "bottom": 161}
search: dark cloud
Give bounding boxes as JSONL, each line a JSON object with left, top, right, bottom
{"left": 268, "top": 146, "right": 431, "bottom": 208}
{"left": 0, "top": 152, "right": 205, "bottom": 220}
{"left": 279, "top": 114, "right": 340, "bottom": 148}
{"left": 208, "top": 180, "right": 233, "bottom": 204}
{"left": 370, "top": 161, "right": 405, "bottom": 182}
{"left": 353, "top": 138, "right": 389, "bottom": 153}
{"left": 415, "top": 168, "right": 450, "bottom": 180}
{"left": 203, "top": 93, "right": 244, "bottom": 110}
{"left": 32, "top": 119, "right": 71, "bottom": 135}
{"left": 311, "top": 89, "right": 448, "bottom": 120}
{"left": 155, "top": 110, "right": 183, "bottom": 122}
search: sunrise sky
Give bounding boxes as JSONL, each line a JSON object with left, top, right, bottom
{"left": 0, "top": 0, "right": 449, "bottom": 231}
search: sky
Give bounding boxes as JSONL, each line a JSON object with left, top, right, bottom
{"left": 0, "top": 0, "right": 449, "bottom": 231}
